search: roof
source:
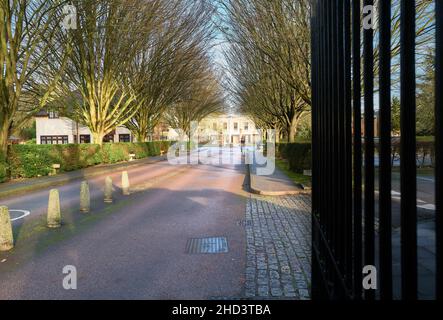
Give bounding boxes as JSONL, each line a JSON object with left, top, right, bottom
{"left": 35, "top": 109, "right": 49, "bottom": 117}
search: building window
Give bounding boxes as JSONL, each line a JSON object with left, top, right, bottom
{"left": 224, "top": 122, "right": 228, "bottom": 130}
{"left": 103, "top": 132, "right": 115, "bottom": 143}
{"left": 48, "top": 111, "right": 59, "bottom": 119}
{"left": 41, "top": 135, "right": 68, "bottom": 145}
{"left": 234, "top": 122, "right": 238, "bottom": 130}
{"left": 119, "top": 134, "right": 130, "bottom": 143}
{"left": 80, "top": 135, "right": 91, "bottom": 144}
{"left": 244, "top": 122, "right": 249, "bottom": 131}
{"left": 213, "top": 123, "right": 217, "bottom": 131}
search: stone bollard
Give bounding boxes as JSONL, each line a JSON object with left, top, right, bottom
{"left": 104, "top": 176, "right": 113, "bottom": 203}
{"left": 80, "top": 181, "right": 90, "bottom": 213}
{"left": 122, "top": 171, "right": 130, "bottom": 196}
{"left": 0, "top": 206, "right": 14, "bottom": 251}
{"left": 47, "top": 189, "right": 61, "bottom": 228}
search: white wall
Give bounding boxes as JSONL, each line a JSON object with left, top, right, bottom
{"left": 36, "top": 117, "right": 76, "bottom": 144}
{"left": 166, "top": 114, "right": 260, "bottom": 145}
{"left": 36, "top": 117, "right": 134, "bottom": 144}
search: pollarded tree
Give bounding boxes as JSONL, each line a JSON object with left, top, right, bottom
{"left": 219, "top": 0, "right": 311, "bottom": 141}
{"left": 0, "top": 0, "right": 70, "bottom": 157}
{"left": 126, "top": 0, "right": 215, "bottom": 142}
{"left": 52, "top": 0, "right": 164, "bottom": 144}
{"left": 165, "top": 66, "right": 225, "bottom": 142}
{"left": 223, "top": 14, "right": 308, "bottom": 142}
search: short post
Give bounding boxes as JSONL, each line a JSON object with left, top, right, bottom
{"left": 0, "top": 206, "right": 14, "bottom": 251}
{"left": 104, "top": 176, "right": 113, "bottom": 203}
{"left": 51, "top": 163, "right": 61, "bottom": 176}
{"left": 80, "top": 181, "right": 90, "bottom": 213}
{"left": 129, "top": 153, "right": 136, "bottom": 162}
{"left": 122, "top": 171, "right": 130, "bottom": 196}
{"left": 47, "top": 189, "right": 61, "bottom": 228}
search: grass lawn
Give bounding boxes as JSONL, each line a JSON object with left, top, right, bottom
{"left": 416, "top": 136, "right": 434, "bottom": 143}
{"left": 275, "top": 159, "right": 312, "bottom": 187}
{"left": 390, "top": 166, "right": 434, "bottom": 176}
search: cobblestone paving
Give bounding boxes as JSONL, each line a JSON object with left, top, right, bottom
{"left": 244, "top": 194, "right": 311, "bottom": 299}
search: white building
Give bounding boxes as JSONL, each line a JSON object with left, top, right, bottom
{"left": 35, "top": 110, "right": 134, "bottom": 144}
{"left": 168, "top": 114, "right": 261, "bottom": 146}
{"left": 35, "top": 111, "right": 260, "bottom": 146}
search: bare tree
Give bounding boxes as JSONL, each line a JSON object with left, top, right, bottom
{"left": 165, "top": 66, "right": 225, "bottom": 141}
{"left": 0, "top": 0, "right": 70, "bottom": 156}
{"left": 126, "top": 0, "right": 216, "bottom": 142}
{"left": 52, "top": 0, "right": 164, "bottom": 144}
{"left": 220, "top": 0, "right": 311, "bottom": 142}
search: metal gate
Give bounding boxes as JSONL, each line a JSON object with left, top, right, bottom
{"left": 310, "top": 0, "right": 442, "bottom": 300}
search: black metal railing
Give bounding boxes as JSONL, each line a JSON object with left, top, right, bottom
{"left": 311, "top": 0, "right": 442, "bottom": 300}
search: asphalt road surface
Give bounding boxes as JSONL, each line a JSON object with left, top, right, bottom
{"left": 0, "top": 150, "right": 248, "bottom": 299}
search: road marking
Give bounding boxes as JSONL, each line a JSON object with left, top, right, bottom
{"left": 378, "top": 190, "right": 435, "bottom": 211}
{"left": 417, "top": 177, "right": 435, "bottom": 182}
{"left": 10, "top": 209, "right": 31, "bottom": 222}
{"left": 417, "top": 204, "right": 436, "bottom": 211}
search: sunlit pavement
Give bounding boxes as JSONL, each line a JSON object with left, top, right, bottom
{"left": 0, "top": 151, "right": 249, "bottom": 299}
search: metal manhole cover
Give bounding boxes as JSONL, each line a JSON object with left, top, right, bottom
{"left": 186, "top": 237, "right": 228, "bottom": 254}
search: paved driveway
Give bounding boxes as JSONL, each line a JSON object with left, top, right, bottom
{"left": 0, "top": 158, "right": 248, "bottom": 299}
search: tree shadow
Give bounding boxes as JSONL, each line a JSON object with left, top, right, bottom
{"left": 0, "top": 184, "right": 247, "bottom": 299}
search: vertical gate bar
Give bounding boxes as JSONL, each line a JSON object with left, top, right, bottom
{"left": 337, "top": 0, "right": 345, "bottom": 283}
{"left": 400, "top": 0, "right": 417, "bottom": 300}
{"left": 435, "top": 0, "right": 443, "bottom": 301}
{"left": 378, "top": 0, "right": 393, "bottom": 300}
{"left": 320, "top": 0, "right": 325, "bottom": 250}
{"left": 323, "top": 1, "right": 333, "bottom": 288}
{"left": 323, "top": 0, "right": 331, "bottom": 295}
{"left": 310, "top": 0, "right": 319, "bottom": 299}
{"left": 326, "top": 0, "right": 331, "bottom": 255}
{"left": 325, "top": 0, "right": 331, "bottom": 281}
{"left": 344, "top": 0, "right": 353, "bottom": 291}
{"left": 316, "top": 1, "right": 326, "bottom": 285}
{"left": 321, "top": 0, "right": 327, "bottom": 295}
{"left": 352, "top": 0, "right": 363, "bottom": 299}
{"left": 363, "top": 0, "right": 375, "bottom": 301}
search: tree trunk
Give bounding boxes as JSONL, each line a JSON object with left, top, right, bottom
{"left": 136, "top": 131, "right": 148, "bottom": 143}
{"left": 92, "top": 131, "right": 105, "bottom": 145}
{"left": 0, "top": 123, "right": 10, "bottom": 160}
{"left": 289, "top": 114, "right": 301, "bottom": 143}
{"left": 289, "top": 122, "right": 297, "bottom": 143}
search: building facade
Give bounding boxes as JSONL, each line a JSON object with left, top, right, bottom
{"left": 167, "top": 114, "right": 261, "bottom": 146}
{"left": 35, "top": 110, "right": 134, "bottom": 144}
{"left": 35, "top": 111, "right": 261, "bottom": 146}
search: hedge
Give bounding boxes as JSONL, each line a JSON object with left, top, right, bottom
{"left": 6, "top": 141, "right": 172, "bottom": 180}
{"left": 276, "top": 142, "right": 312, "bottom": 173}
{"left": 0, "top": 155, "right": 7, "bottom": 183}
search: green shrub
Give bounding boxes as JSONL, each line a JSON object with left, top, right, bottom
{"left": 0, "top": 160, "right": 7, "bottom": 183}
{"left": 277, "top": 142, "right": 312, "bottom": 173}
{"left": 6, "top": 141, "right": 172, "bottom": 180}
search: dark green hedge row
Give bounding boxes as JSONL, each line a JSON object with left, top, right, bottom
{"left": 0, "top": 157, "right": 6, "bottom": 183}
{"left": 4, "top": 141, "right": 172, "bottom": 180}
{"left": 276, "top": 142, "right": 312, "bottom": 173}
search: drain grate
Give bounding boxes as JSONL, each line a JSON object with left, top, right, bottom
{"left": 186, "top": 237, "right": 228, "bottom": 254}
